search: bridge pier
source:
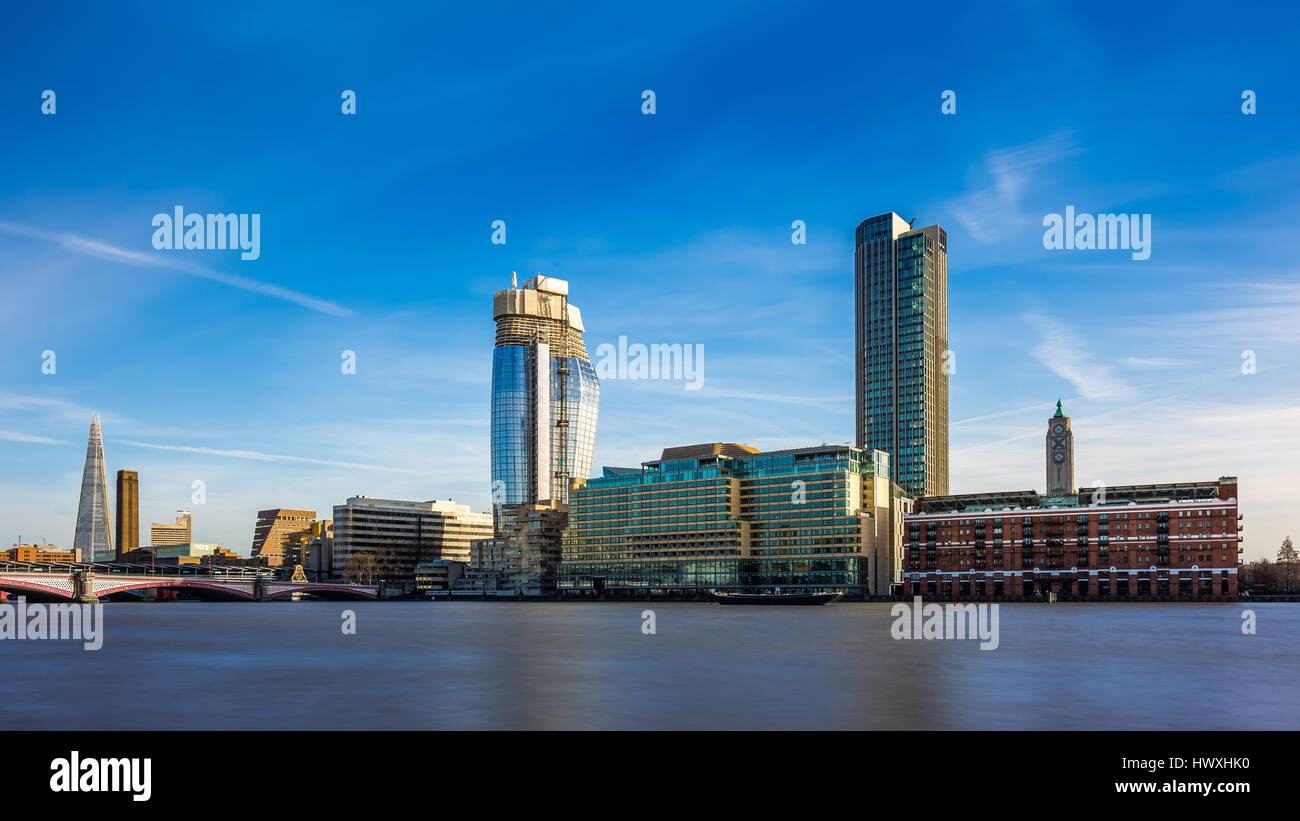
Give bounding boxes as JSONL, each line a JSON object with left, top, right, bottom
{"left": 72, "top": 570, "right": 99, "bottom": 603}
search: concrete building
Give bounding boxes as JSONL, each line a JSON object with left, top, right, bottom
{"left": 250, "top": 508, "right": 315, "bottom": 566}
{"left": 903, "top": 405, "right": 1242, "bottom": 600}
{"left": 460, "top": 500, "right": 568, "bottom": 596}
{"left": 560, "top": 443, "right": 910, "bottom": 597}
{"left": 416, "top": 560, "right": 466, "bottom": 595}
{"left": 150, "top": 510, "right": 192, "bottom": 547}
{"left": 855, "top": 212, "right": 949, "bottom": 498}
{"left": 332, "top": 497, "right": 492, "bottom": 588}
{"left": 115, "top": 469, "right": 139, "bottom": 559}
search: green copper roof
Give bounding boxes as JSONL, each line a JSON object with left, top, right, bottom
{"left": 1053, "top": 399, "right": 1064, "bottom": 417}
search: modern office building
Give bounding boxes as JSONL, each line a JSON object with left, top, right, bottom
{"left": 491, "top": 274, "right": 599, "bottom": 512}
{"left": 115, "top": 469, "right": 139, "bottom": 559}
{"left": 150, "top": 510, "right": 193, "bottom": 547}
{"left": 903, "top": 407, "right": 1242, "bottom": 600}
{"left": 855, "top": 212, "right": 949, "bottom": 497}
{"left": 332, "top": 497, "right": 492, "bottom": 587}
{"left": 249, "top": 508, "right": 314, "bottom": 566}
{"left": 460, "top": 500, "right": 568, "bottom": 596}
{"left": 72, "top": 414, "right": 113, "bottom": 563}
{"left": 560, "top": 443, "right": 910, "bottom": 597}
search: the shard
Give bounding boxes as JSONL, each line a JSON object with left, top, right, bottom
{"left": 72, "top": 413, "right": 113, "bottom": 563}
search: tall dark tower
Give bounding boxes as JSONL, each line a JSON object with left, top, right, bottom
{"left": 115, "top": 469, "right": 139, "bottom": 559}
{"left": 855, "top": 212, "right": 949, "bottom": 497}
{"left": 1046, "top": 399, "right": 1074, "bottom": 495}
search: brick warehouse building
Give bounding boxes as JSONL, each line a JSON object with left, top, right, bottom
{"left": 902, "top": 402, "right": 1243, "bottom": 601}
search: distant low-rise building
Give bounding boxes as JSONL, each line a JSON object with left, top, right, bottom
{"left": 415, "top": 560, "right": 466, "bottom": 595}
{"left": 150, "top": 510, "right": 192, "bottom": 546}
{"left": 7, "top": 544, "right": 77, "bottom": 563}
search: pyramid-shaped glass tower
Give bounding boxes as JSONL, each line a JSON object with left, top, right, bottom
{"left": 72, "top": 414, "right": 113, "bottom": 563}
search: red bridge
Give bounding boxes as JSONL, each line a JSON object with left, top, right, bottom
{"left": 0, "top": 566, "right": 378, "bottom": 602}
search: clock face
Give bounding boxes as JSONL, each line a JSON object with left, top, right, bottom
{"left": 1052, "top": 424, "right": 1065, "bottom": 435}
{"left": 1053, "top": 452, "right": 1065, "bottom": 463}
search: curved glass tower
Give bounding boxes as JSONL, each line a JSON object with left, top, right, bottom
{"left": 491, "top": 275, "right": 599, "bottom": 512}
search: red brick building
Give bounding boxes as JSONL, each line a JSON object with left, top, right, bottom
{"left": 901, "top": 402, "right": 1242, "bottom": 601}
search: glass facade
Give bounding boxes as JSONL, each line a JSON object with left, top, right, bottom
{"left": 489, "top": 276, "right": 599, "bottom": 513}
{"left": 561, "top": 444, "right": 900, "bottom": 594}
{"left": 491, "top": 347, "right": 600, "bottom": 507}
{"left": 72, "top": 414, "right": 113, "bottom": 563}
{"left": 855, "top": 212, "right": 948, "bottom": 497}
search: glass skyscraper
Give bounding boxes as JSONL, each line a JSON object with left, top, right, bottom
{"left": 855, "top": 212, "right": 949, "bottom": 498}
{"left": 72, "top": 413, "right": 113, "bottom": 563}
{"left": 490, "top": 275, "right": 599, "bottom": 512}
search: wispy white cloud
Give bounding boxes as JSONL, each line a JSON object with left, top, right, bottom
{"left": 0, "top": 220, "right": 352, "bottom": 317}
{"left": 0, "top": 429, "right": 70, "bottom": 445}
{"left": 1024, "top": 312, "right": 1136, "bottom": 401}
{"left": 947, "top": 130, "right": 1079, "bottom": 244}
{"left": 116, "top": 440, "right": 407, "bottom": 472}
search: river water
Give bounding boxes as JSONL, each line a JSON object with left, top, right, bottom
{"left": 2, "top": 602, "right": 1295, "bottom": 730}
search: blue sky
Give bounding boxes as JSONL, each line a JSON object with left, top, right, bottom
{"left": 1, "top": 1, "right": 1297, "bottom": 559}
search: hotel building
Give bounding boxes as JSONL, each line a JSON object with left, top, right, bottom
{"left": 855, "top": 212, "right": 949, "bottom": 497}
{"left": 559, "top": 443, "right": 910, "bottom": 597}
{"left": 903, "top": 402, "right": 1242, "bottom": 600}
{"left": 332, "top": 496, "right": 492, "bottom": 587}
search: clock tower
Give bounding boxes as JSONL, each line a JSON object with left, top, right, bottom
{"left": 1046, "top": 399, "right": 1074, "bottom": 495}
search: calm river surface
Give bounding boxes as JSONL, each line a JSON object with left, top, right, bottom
{"left": 2, "top": 602, "right": 1296, "bottom": 730}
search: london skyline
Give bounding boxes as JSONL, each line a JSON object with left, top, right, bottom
{"left": 2, "top": 3, "right": 1297, "bottom": 560}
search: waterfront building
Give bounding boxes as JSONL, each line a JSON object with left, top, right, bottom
{"left": 249, "top": 508, "right": 314, "bottom": 566}
{"left": 560, "top": 443, "right": 911, "bottom": 597}
{"left": 415, "top": 560, "right": 466, "bottom": 594}
{"left": 855, "top": 212, "right": 949, "bottom": 497}
{"left": 491, "top": 274, "right": 599, "bottom": 512}
{"left": 332, "top": 496, "right": 492, "bottom": 588}
{"left": 460, "top": 500, "right": 568, "bottom": 596}
{"left": 72, "top": 414, "right": 113, "bottom": 563}
{"left": 115, "top": 469, "right": 140, "bottom": 559}
{"left": 6, "top": 544, "right": 77, "bottom": 563}
{"left": 150, "top": 510, "right": 193, "bottom": 547}
{"left": 903, "top": 405, "right": 1242, "bottom": 600}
